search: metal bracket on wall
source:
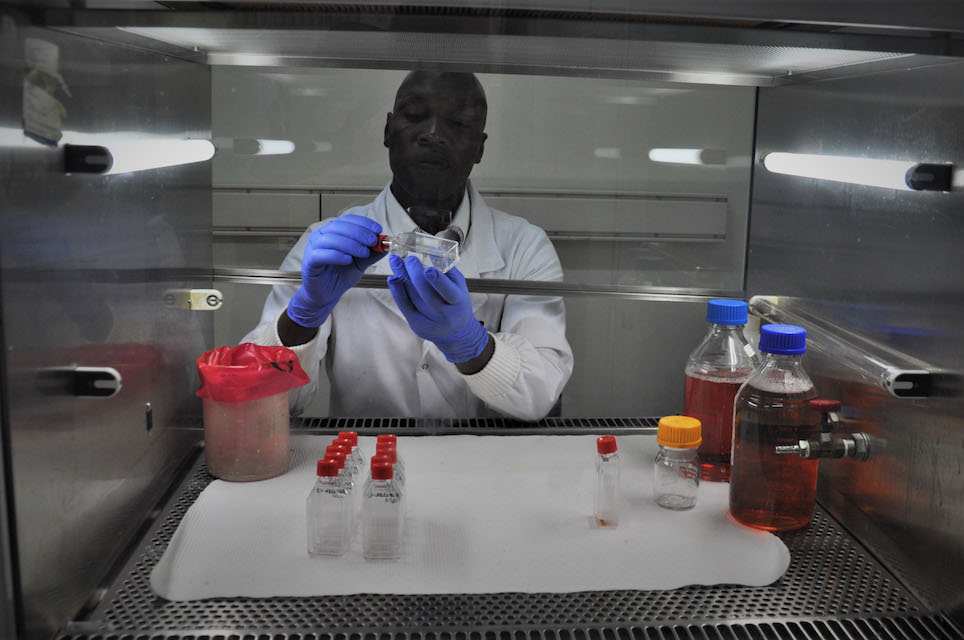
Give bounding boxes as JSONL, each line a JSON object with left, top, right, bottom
{"left": 163, "top": 289, "right": 223, "bottom": 311}
{"left": 748, "top": 295, "right": 960, "bottom": 399}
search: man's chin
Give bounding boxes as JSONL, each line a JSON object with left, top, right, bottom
{"left": 397, "top": 178, "right": 462, "bottom": 204}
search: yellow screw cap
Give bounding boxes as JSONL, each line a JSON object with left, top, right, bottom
{"left": 657, "top": 416, "right": 702, "bottom": 448}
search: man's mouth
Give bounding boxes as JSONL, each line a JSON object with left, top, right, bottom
{"left": 414, "top": 155, "right": 449, "bottom": 169}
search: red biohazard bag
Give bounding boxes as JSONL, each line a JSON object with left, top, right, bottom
{"left": 196, "top": 343, "right": 310, "bottom": 403}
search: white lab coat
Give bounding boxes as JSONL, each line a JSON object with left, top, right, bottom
{"left": 242, "top": 181, "right": 573, "bottom": 421}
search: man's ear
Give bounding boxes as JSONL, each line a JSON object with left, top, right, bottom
{"left": 474, "top": 132, "right": 487, "bottom": 164}
{"left": 383, "top": 112, "right": 394, "bottom": 148}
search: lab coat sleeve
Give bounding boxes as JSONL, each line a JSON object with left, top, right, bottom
{"left": 239, "top": 223, "right": 331, "bottom": 416}
{"left": 461, "top": 229, "right": 573, "bottom": 421}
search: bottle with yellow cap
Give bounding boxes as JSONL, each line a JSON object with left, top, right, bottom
{"left": 654, "top": 416, "right": 702, "bottom": 510}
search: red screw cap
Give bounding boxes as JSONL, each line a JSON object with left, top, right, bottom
{"left": 597, "top": 435, "right": 618, "bottom": 454}
{"left": 810, "top": 399, "right": 842, "bottom": 412}
{"left": 325, "top": 451, "right": 346, "bottom": 469}
{"left": 375, "top": 444, "right": 397, "bottom": 464}
{"left": 317, "top": 459, "right": 339, "bottom": 477}
{"left": 371, "top": 234, "right": 390, "bottom": 253}
{"left": 334, "top": 437, "right": 354, "bottom": 451}
{"left": 338, "top": 431, "right": 358, "bottom": 446}
{"left": 371, "top": 461, "right": 394, "bottom": 480}
{"left": 377, "top": 434, "right": 397, "bottom": 445}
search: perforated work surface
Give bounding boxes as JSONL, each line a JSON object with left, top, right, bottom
{"left": 70, "top": 418, "right": 922, "bottom": 636}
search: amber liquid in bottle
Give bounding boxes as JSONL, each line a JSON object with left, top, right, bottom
{"left": 684, "top": 374, "right": 745, "bottom": 482}
{"left": 729, "top": 383, "right": 819, "bottom": 531}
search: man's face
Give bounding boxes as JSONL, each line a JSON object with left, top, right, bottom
{"left": 384, "top": 72, "right": 487, "bottom": 204}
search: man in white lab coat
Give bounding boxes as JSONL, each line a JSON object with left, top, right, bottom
{"left": 242, "top": 71, "right": 573, "bottom": 421}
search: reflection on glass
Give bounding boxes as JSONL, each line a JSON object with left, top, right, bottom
{"left": 649, "top": 148, "right": 726, "bottom": 165}
{"left": 239, "top": 71, "right": 574, "bottom": 421}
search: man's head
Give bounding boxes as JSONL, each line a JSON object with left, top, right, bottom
{"left": 384, "top": 71, "right": 488, "bottom": 209}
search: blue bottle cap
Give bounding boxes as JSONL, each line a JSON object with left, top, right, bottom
{"left": 759, "top": 324, "right": 807, "bottom": 355}
{"left": 706, "top": 299, "right": 748, "bottom": 325}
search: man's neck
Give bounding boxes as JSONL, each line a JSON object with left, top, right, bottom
{"left": 390, "top": 181, "right": 465, "bottom": 235}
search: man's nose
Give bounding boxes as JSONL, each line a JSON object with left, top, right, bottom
{"left": 417, "top": 117, "right": 446, "bottom": 145}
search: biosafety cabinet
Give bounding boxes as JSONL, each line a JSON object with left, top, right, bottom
{"left": 0, "top": 2, "right": 962, "bottom": 640}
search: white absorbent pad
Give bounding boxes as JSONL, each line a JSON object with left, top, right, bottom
{"left": 151, "top": 434, "right": 790, "bottom": 600}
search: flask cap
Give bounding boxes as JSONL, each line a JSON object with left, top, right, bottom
{"left": 317, "top": 459, "right": 339, "bottom": 477}
{"left": 375, "top": 443, "right": 397, "bottom": 464}
{"left": 334, "top": 437, "right": 353, "bottom": 451}
{"left": 377, "top": 434, "right": 397, "bottom": 446}
{"left": 657, "top": 416, "right": 702, "bottom": 448}
{"left": 371, "top": 454, "right": 392, "bottom": 468}
{"left": 325, "top": 451, "right": 346, "bottom": 469}
{"left": 706, "top": 299, "right": 748, "bottom": 325}
{"left": 371, "top": 461, "right": 394, "bottom": 480}
{"left": 759, "top": 324, "right": 807, "bottom": 355}
{"left": 326, "top": 444, "right": 348, "bottom": 457}
{"left": 338, "top": 431, "right": 358, "bottom": 446}
{"left": 596, "top": 435, "right": 618, "bottom": 454}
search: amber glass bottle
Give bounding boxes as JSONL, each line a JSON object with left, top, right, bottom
{"left": 729, "top": 324, "right": 819, "bottom": 532}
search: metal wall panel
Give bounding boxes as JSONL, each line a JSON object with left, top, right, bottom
{"left": 0, "top": 22, "right": 210, "bottom": 640}
{"left": 749, "top": 60, "right": 964, "bottom": 623}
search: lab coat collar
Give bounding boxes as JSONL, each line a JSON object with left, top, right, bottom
{"left": 461, "top": 180, "right": 507, "bottom": 278}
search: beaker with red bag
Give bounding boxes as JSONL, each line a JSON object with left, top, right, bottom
{"left": 196, "top": 343, "right": 310, "bottom": 481}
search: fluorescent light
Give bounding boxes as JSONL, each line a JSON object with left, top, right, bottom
{"left": 105, "top": 139, "right": 215, "bottom": 174}
{"left": 0, "top": 126, "right": 39, "bottom": 148}
{"left": 254, "top": 139, "right": 295, "bottom": 156}
{"left": 649, "top": 148, "right": 727, "bottom": 165}
{"left": 761, "top": 152, "right": 916, "bottom": 191}
{"left": 1, "top": 127, "right": 215, "bottom": 173}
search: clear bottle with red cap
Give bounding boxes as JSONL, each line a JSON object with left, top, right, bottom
{"left": 594, "top": 435, "right": 620, "bottom": 528}
{"left": 376, "top": 434, "right": 405, "bottom": 480}
{"left": 306, "top": 458, "right": 352, "bottom": 556}
{"left": 375, "top": 441, "right": 405, "bottom": 487}
{"left": 371, "top": 230, "right": 460, "bottom": 273}
{"left": 362, "top": 459, "right": 403, "bottom": 560}
{"left": 337, "top": 431, "right": 364, "bottom": 476}
{"left": 362, "top": 453, "right": 393, "bottom": 499}
{"left": 325, "top": 446, "right": 355, "bottom": 491}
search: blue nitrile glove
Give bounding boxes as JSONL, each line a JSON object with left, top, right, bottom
{"left": 387, "top": 254, "right": 489, "bottom": 363}
{"left": 287, "top": 214, "right": 385, "bottom": 327}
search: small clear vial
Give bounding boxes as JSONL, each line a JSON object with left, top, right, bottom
{"left": 594, "top": 435, "right": 621, "bottom": 528}
{"left": 654, "top": 416, "right": 702, "bottom": 510}
{"left": 362, "top": 461, "right": 403, "bottom": 560}
{"left": 306, "top": 459, "right": 352, "bottom": 556}
{"left": 373, "top": 231, "right": 460, "bottom": 272}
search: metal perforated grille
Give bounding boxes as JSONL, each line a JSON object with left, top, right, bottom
{"left": 57, "top": 614, "right": 964, "bottom": 640}
{"left": 293, "top": 416, "right": 660, "bottom": 433}
{"left": 66, "top": 418, "right": 927, "bottom": 638}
